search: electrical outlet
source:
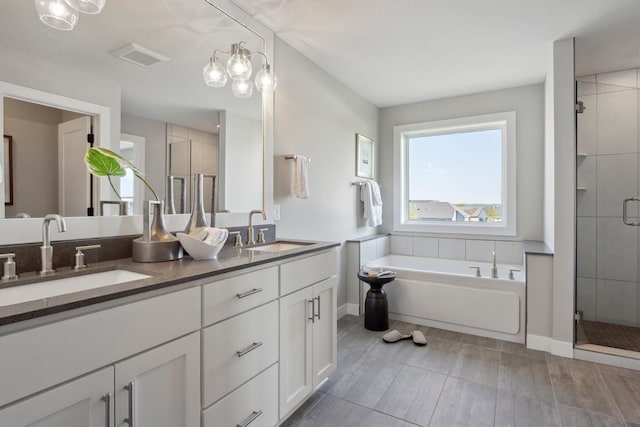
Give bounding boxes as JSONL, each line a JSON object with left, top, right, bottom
{"left": 273, "top": 204, "right": 281, "bottom": 221}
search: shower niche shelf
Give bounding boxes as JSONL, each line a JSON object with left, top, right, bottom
{"left": 577, "top": 187, "right": 587, "bottom": 191}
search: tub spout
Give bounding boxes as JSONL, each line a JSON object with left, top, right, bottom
{"left": 491, "top": 251, "right": 498, "bottom": 279}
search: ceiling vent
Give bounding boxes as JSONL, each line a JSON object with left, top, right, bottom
{"left": 111, "top": 43, "right": 170, "bottom": 68}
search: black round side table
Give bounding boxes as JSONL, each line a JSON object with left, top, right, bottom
{"left": 357, "top": 271, "right": 396, "bottom": 331}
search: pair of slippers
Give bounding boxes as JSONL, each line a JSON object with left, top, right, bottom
{"left": 382, "top": 329, "right": 427, "bottom": 346}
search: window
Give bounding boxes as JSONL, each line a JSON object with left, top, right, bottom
{"left": 393, "top": 111, "right": 516, "bottom": 236}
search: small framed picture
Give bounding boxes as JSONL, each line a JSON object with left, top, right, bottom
{"left": 355, "top": 133, "right": 374, "bottom": 179}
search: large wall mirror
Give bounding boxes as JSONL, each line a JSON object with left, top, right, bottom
{"left": 0, "top": 0, "right": 273, "bottom": 242}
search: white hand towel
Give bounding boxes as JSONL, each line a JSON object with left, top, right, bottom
{"left": 291, "top": 155, "right": 310, "bottom": 199}
{"left": 360, "top": 180, "right": 383, "bottom": 226}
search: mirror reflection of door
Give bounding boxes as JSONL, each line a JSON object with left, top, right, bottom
{"left": 3, "top": 97, "right": 92, "bottom": 218}
{"left": 119, "top": 134, "right": 146, "bottom": 215}
{"left": 58, "top": 116, "right": 91, "bottom": 217}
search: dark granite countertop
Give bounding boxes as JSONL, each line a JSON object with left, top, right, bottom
{"left": 0, "top": 239, "right": 339, "bottom": 326}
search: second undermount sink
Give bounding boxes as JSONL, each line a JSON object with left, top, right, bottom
{"left": 0, "top": 268, "right": 151, "bottom": 307}
{"left": 246, "top": 241, "right": 313, "bottom": 253}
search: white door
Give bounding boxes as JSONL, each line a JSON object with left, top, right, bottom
{"left": 114, "top": 333, "right": 200, "bottom": 427}
{"left": 58, "top": 116, "right": 91, "bottom": 216}
{"left": 279, "top": 286, "right": 313, "bottom": 417}
{"left": 312, "top": 277, "right": 338, "bottom": 389}
{"left": 0, "top": 366, "right": 113, "bottom": 427}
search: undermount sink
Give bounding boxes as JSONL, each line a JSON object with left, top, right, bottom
{"left": 0, "top": 268, "right": 151, "bottom": 307}
{"left": 246, "top": 241, "right": 313, "bottom": 253}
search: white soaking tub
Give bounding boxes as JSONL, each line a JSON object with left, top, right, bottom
{"left": 363, "top": 255, "right": 525, "bottom": 343}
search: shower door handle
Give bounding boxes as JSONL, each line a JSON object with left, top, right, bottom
{"left": 622, "top": 198, "right": 640, "bottom": 226}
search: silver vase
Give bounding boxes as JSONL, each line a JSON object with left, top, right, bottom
{"left": 132, "top": 200, "right": 183, "bottom": 262}
{"left": 184, "top": 173, "right": 209, "bottom": 234}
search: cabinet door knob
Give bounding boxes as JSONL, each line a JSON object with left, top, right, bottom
{"left": 237, "top": 410, "right": 263, "bottom": 427}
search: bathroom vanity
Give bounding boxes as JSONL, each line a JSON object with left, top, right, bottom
{"left": 0, "top": 241, "right": 338, "bottom": 427}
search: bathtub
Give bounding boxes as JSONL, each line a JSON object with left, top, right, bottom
{"left": 363, "top": 255, "right": 526, "bottom": 343}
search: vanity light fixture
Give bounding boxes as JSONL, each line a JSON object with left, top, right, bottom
{"left": 203, "top": 41, "right": 277, "bottom": 98}
{"left": 35, "top": 0, "right": 106, "bottom": 31}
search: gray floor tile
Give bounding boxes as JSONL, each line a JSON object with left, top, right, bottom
{"left": 392, "top": 336, "right": 459, "bottom": 374}
{"left": 499, "top": 352, "right": 555, "bottom": 403}
{"left": 557, "top": 404, "right": 627, "bottom": 427}
{"left": 494, "top": 389, "right": 561, "bottom": 427}
{"left": 599, "top": 370, "right": 640, "bottom": 424}
{"left": 547, "top": 357, "right": 622, "bottom": 418}
{"left": 423, "top": 326, "right": 463, "bottom": 342}
{"left": 375, "top": 364, "right": 446, "bottom": 426}
{"left": 324, "top": 355, "right": 402, "bottom": 409}
{"left": 460, "top": 333, "right": 502, "bottom": 350}
{"left": 429, "top": 376, "right": 497, "bottom": 427}
{"left": 280, "top": 392, "right": 328, "bottom": 427}
{"left": 447, "top": 342, "right": 502, "bottom": 387}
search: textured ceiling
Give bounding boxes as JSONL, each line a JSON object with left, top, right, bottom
{"left": 230, "top": 0, "right": 640, "bottom": 107}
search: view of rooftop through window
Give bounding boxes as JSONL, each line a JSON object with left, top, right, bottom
{"left": 407, "top": 128, "right": 502, "bottom": 223}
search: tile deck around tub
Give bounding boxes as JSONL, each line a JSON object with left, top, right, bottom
{"left": 283, "top": 315, "right": 640, "bottom": 427}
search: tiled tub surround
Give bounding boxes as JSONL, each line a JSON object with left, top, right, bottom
{"left": 576, "top": 68, "right": 640, "bottom": 328}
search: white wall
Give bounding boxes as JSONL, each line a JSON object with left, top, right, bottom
{"left": 273, "top": 38, "right": 379, "bottom": 308}
{"left": 379, "top": 84, "right": 545, "bottom": 242}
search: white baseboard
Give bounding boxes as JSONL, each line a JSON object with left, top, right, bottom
{"left": 337, "top": 304, "right": 348, "bottom": 319}
{"left": 526, "top": 334, "right": 573, "bottom": 358}
{"left": 347, "top": 303, "right": 359, "bottom": 316}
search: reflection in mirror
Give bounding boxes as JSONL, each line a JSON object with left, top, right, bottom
{"left": 0, "top": 0, "right": 264, "bottom": 219}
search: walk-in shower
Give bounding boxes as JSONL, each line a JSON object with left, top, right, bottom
{"left": 575, "top": 68, "right": 640, "bottom": 356}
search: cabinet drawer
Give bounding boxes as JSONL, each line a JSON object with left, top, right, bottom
{"left": 202, "top": 301, "right": 278, "bottom": 406}
{"left": 0, "top": 287, "right": 200, "bottom": 408}
{"left": 281, "top": 250, "right": 337, "bottom": 296}
{"left": 203, "top": 364, "right": 278, "bottom": 427}
{"left": 203, "top": 266, "right": 278, "bottom": 326}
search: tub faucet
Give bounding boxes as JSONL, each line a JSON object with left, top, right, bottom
{"left": 247, "top": 209, "right": 266, "bottom": 245}
{"left": 39, "top": 214, "right": 67, "bottom": 275}
{"left": 491, "top": 251, "right": 498, "bottom": 279}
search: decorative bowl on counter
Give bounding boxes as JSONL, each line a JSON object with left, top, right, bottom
{"left": 176, "top": 231, "right": 226, "bottom": 260}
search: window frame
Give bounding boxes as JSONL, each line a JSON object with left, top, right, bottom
{"left": 393, "top": 111, "right": 517, "bottom": 236}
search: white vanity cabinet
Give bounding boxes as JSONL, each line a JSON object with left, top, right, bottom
{"left": 0, "top": 287, "right": 201, "bottom": 427}
{"left": 279, "top": 251, "right": 338, "bottom": 418}
{"left": 0, "top": 366, "right": 114, "bottom": 427}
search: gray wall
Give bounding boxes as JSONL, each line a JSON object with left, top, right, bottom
{"left": 273, "top": 38, "right": 379, "bottom": 308}
{"left": 379, "top": 83, "right": 545, "bottom": 241}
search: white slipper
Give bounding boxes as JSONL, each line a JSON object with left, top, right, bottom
{"left": 412, "top": 330, "right": 427, "bottom": 346}
{"left": 382, "top": 329, "right": 412, "bottom": 343}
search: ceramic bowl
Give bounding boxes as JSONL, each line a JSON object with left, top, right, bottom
{"left": 176, "top": 232, "right": 224, "bottom": 260}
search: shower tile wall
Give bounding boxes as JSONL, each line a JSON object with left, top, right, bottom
{"left": 576, "top": 68, "right": 640, "bottom": 327}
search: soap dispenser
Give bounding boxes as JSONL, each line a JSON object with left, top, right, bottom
{"left": 132, "top": 200, "right": 183, "bottom": 262}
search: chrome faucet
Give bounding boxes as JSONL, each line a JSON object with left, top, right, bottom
{"left": 40, "top": 214, "right": 67, "bottom": 275}
{"left": 247, "top": 210, "right": 266, "bottom": 245}
{"left": 491, "top": 251, "right": 498, "bottom": 279}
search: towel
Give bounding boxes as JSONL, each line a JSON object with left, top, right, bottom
{"left": 361, "top": 180, "right": 383, "bottom": 226}
{"left": 291, "top": 155, "right": 310, "bottom": 199}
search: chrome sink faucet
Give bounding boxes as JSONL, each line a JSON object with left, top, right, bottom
{"left": 247, "top": 210, "right": 266, "bottom": 245}
{"left": 40, "top": 214, "right": 67, "bottom": 275}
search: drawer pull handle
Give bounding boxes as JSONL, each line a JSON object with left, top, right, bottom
{"left": 101, "top": 392, "right": 111, "bottom": 427}
{"left": 308, "top": 299, "right": 315, "bottom": 322}
{"left": 236, "top": 288, "right": 263, "bottom": 299}
{"left": 124, "top": 381, "right": 134, "bottom": 426}
{"left": 237, "top": 410, "right": 263, "bottom": 427}
{"left": 315, "top": 296, "right": 321, "bottom": 320}
{"left": 236, "top": 341, "right": 263, "bottom": 357}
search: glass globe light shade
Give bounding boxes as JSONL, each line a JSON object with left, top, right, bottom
{"left": 64, "top": 0, "right": 106, "bottom": 14}
{"left": 203, "top": 58, "right": 228, "bottom": 87}
{"left": 226, "top": 46, "right": 252, "bottom": 80}
{"left": 232, "top": 77, "right": 253, "bottom": 98}
{"left": 35, "top": 0, "right": 79, "bottom": 31}
{"left": 255, "top": 64, "right": 277, "bottom": 92}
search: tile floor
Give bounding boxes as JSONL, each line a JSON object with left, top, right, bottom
{"left": 578, "top": 320, "right": 640, "bottom": 353}
{"left": 283, "top": 315, "right": 640, "bottom": 427}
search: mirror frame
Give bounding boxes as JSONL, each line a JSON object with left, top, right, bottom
{"left": 0, "top": 0, "right": 274, "bottom": 244}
